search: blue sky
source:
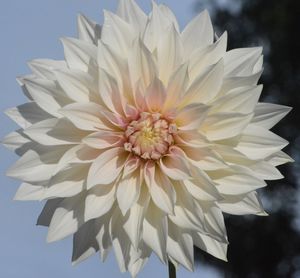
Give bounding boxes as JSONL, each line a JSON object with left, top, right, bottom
{"left": 0, "top": 0, "right": 222, "bottom": 277}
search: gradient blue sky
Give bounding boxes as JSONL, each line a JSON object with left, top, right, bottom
{"left": 0, "top": 1, "right": 222, "bottom": 277}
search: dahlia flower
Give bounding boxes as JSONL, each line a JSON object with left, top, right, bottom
{"left": 3, "top": 0, "right": 292, "bottom": 277}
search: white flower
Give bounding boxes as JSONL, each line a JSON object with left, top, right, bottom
{"left": 3, "top": 0, "right": 292, "bottom": 277}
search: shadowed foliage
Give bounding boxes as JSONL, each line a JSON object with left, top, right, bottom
{"left": 193, "top": 0, "right": 300, "bottom": 277}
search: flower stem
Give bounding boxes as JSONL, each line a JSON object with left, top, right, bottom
{"left": 168, "top": 260, "right": 176, "bottom": 278}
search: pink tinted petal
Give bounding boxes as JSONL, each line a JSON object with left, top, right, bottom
{"left": 145, "top": 77, "right": 166, "bottom": 112}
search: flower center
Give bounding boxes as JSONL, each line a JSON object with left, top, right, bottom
{"left": 124, "top": 112, "right": 177, "bottom": 160}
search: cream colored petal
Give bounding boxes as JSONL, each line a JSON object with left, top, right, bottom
{"left": 143, "top": 201, "right": 168, "bottom": 262}
{"left": 145, "top": 77, "right": 166, "bottom": 112}
{"left": 193, "top": 232, "right": 228, "bottom": 261}
{"left": 158, "top": 4, "right": 180, "bottom": 32}
{"left": 24, "top": 118, "right": 88, "bottom": 145}
{"left": 14, "top": 183, "right": 45, "bottom": 201}
{"left": 84, "top": 183, "right": 116, "bottom": 221}
{"left": 117, "top": 0, "right": 147, "bottom": 33}
{"left": 157, "top": 24, "right": 184, "bottom": 85}
{"left": 5, "top": 102, "right": 52, "bottom": 129}
{"left": 6, "top": 150, "right": 57, "bottom": 183}
{"left": 183, "top": 166, "right": 222, "bottom": 201}
{"left": 236, "top": 125, "right": 289, "bottom": 160}
{"left": 167, "top": 222, "right": 194, "bottom": 271}
{"left": 28, "top": 59, "right": 67, "bottom": 80}
{"left": 101, "top": 10, "right": 134, "bottom": 56}
{"left": 144, "top": 162, "right": 176, "bottom": 215}
{"left": 2, "top": 130, "right": 30, "bottom": 152}
{"left": 176, "top": 103, "right": 209, "bottom": 131}
{"left": 23, "top": 78, "right": 69, "bottom": 117}
{"left": 59, "top": 102, "right": 114, "bottom": 131}
{"left": 47, "top": 194, "right": 85, "bottom": 242}
{"left": 219, "top": 191, "right": 267, "bottom": 216}
{"left": 87, "top": 147, "right": 128, "bottom": 188}
{"left": 266, "top": 151, "right": 294, "bottom": 166}
{"left": 44, "top": 164, "right": 89, "bottom": 199}
{"left": 128, "top": 38, "right": 157, "bottom": 88}
{"left": 61, "top": 37, "right": 97, "bottom": 71}
{"left": 117, "top": 169, "right": 141, "bottom": 215}
{"left": 201, "top": 112, "right": 253, "bottom": 141}
{"left": 55, "top": 69, "right": 94, "bottom": 103}
{"left": 210, "top": 166, "right": 266, "bottom": 195}
{"left": 82, "top": 130, "right": 124, "bottom": 149}
{"left": 123, "top": 185, "right": 150, "bottom": 249}
{"left": 181, "top": 10, "right": 213, "bottom": 55}
{"left": 160, "top": 152, "right": 191, "bottom": 180}
{"left": 163, "top": 63, "right": 189, "bottom": 112}
{"left": 224, "top": 47, "right": 262, "bottom": 76}
{"left": 252, "top": 102, "right": 292, "bottom": 129}
{"left": 77, "top": 14, "right": 101, "bottom": 45}
{"left": 210, "top": 85, "right": 263, "bottom": 114}
{"left": 181, "top": 60, "right": 224, "bottom": 106}
{"left": 189, "top": 32, "right": 227, "bottom": 80}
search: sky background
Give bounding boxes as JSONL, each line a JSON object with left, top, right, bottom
{"left": 0, "top": 1, "right": 222, "bottom": 277}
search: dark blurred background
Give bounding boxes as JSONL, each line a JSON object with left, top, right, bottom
{"left": 193, "top": 0, "right": 300, "bottom": 277}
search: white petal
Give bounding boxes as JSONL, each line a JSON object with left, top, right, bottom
{"left": 247, "top": 161, "right": 283, "bottom": 180}
{"left": 182, "top": 60, "right": 224, "bottom": 106}
{"left": 117, "top": 0, "right": 147, "bottom": 33}
{"left": 101, "top": 11, "right": 134, "bottom": 56}
{"left": 72, "top": 219, "right": 100, "bottom": 265}
{"left": 2, "top": 130, "right": 30, "bottom": 152}
{"left": 144, "top": 162, "right": 176, "bottom": 215}
{"left": 183, "top": 166, "right": 222, "bottom": 201}
{"left": 61, "top": 37, "right": 97, "bottom": 71}
{"left": 201, "top": 112, "right": 252, "bottom": 141}
{"left": 87, "top": 147, "right": 128, "bottom": 188}
{"left": 219, "top": 191, "right": 267, "bottom": 216}
{"left": 6, "top": 150, "right": 56, "bottom": 183}
{"left": 55, "top": 69, "right": 94, "bottom": 103}
{"left": 77, "top": 14, "right": 101, "bottom": 45}
{"left": 181, "top": 10, "right": 213, "bottom": 55}
{"left": 143, "top": 201, "right": 168, "bottom": 262}
{"left": 59, "top": 102, "right": 113, "bottom": 131}
{"left": 123, "top": 185, "right": 150, "bottom": 249}
{"left": 84, "top": 183, "right": 116, "bottom": 221}
{"left": 160, "top": 153, "right": 191, "bottom": 180}
{"left": 211, "top": 166, "right": 266, "bottom": 195}
{"left": 176, "top": 103, "right": 209, "bottom": 130}
{"left": 23, "top": 78, "right": 68, "bottom": 117}
{"left": 5, "top": 102, "right": 52, "bottom": 129}
{"left": 24, "top": 118, "right": 87, "bottom": 145}
{"left": 82, "top": 130, "right": 124, "bottom": 149}
{"left": 145, "top": 77, "right": 166, "bottom": 112}
{"left": 47, "top": 195, "right": 84, "bottom": 242}
{"left": 128, "top": 38, "right": 157, "bottom": 88}
{"left": 157, "top": 24, "right": 183, "bottom": 85}
{"left": 189, "top": 32, "right": 227, "bottom": 80}
{"left": 236, "top": 125, "right": 289, "bottom": 160}
{"left": 210, "top": 85, "right": 263, "bottom": 114}
{"left": 117, "top": 169, "right": 141, "bottom": 215}
{"left": 224, "top": 47, "right": 262, "bottom": 76}
{"left": 28, "top": 59, "right": 67, "bottom": 79}
{"left": 158, "top": 4, "right": 180, "bottom": 32}
{"left": 167, "top": 221, "right": 194, "bottom": 271}
{"left": 252, "top": 102, "right": 292, "bottom": 129}
{"left": 44, "top": 164, "right": 88, "bottom": 199}
{"left": 266, "top": 151, "right": 294, "bottom": 166}
{"left": 14, "top": 183, "right": 45, "bottom": 201}
{"left": 37, "top": 198, "right": 64, "bottom": 227}
{"left": 193, "top": 232, "right": 228, "bottom": 261}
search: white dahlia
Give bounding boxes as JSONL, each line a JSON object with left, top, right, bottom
{"left": 3, "top": 0, "right": 292, "bottom": 277}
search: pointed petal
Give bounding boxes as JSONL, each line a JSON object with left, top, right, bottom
{"left": 77, "top": 14, "right": 102, "bottom": 45}
{"left": 82, "top": 130, "right": 124, "bottom": 149}
{"left": 145, "top": 77, "right": 166, "bottom": 112}
{"left": 87, "top": 147, "right": 128, "bottom": 188}
{"left": 14, "top": 183, "right": 45, "bottom": 201}
{"left": 181, "top": 10, "right": 214, "bottom": 55}
{"left": 252, "top": 103, "right": 292, "bottom": 129}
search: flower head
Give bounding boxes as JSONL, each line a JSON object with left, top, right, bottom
{"left": 3, "top": 0, "right": 292, "bottom": 277}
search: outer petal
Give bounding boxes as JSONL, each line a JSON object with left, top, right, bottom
{"left": 181, "top": 10, "right": 214, "bottom": 55}
{"left": 77, "top": 14, "right": 102, "bottom": 45}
